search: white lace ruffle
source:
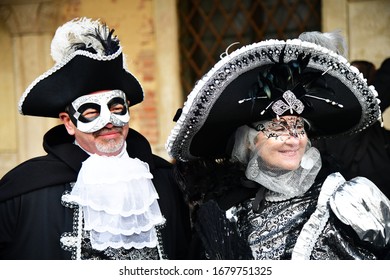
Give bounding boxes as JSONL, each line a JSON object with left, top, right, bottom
{"left": 90, "top": 227, "right": 161, "bottom": 250}
{"left": 64, "top": 180, "right": 158, "bottom": 216}
{"left": 82, "top": 200, "right": 163, "bottom": 235}
{"left": 63, "top": 151, "right": 164, "bottom": 250}
{"left": 291, "top": 172, "right": 345, "bottom": 260}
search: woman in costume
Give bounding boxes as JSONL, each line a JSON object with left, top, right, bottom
{"left": 166, "top": 31, "right": 390, "bottom": 259}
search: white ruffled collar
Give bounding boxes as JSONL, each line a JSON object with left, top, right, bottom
{"left": 63, "top": 143, "right": 164, "bottom": 250}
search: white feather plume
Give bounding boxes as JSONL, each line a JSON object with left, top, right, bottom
{"left": 298, "top": 30, "right": 348, "bottom": 57}
{"left": 50, "top": 17, "right": 110, "bottom": 63}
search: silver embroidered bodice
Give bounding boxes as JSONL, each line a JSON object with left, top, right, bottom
{"left": 231, "top": 182, "right": 379, "bottom": 260}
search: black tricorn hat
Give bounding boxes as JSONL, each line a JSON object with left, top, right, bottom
{"left": 18, "top": 18, "right": 143, "bottom": 118}
{"left": 166, "top": 32, "right": 381, "bottom": 161}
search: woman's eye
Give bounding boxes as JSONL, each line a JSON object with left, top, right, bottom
{"left": 270, "top": 125, "right": 286, "bottom": 132}
{"left": 295, "top": 121, "right": 305, "bottom": 130}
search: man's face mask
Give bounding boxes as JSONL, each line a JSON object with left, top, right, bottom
{"left": 67, "top": 90, "right": 130, "bottom": 133}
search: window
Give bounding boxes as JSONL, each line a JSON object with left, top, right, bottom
{"left": 178, "top": 0, "right": 321, "bottom": 96}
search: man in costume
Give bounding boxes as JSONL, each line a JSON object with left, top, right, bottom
{"left": 0, "top": 17, "right": 190, "bottom": 260}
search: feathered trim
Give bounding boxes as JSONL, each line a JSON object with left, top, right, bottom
{"left": 298, "top": 30, "right": 347, "bottom": 57}
{"left": 194, "top": 200, "right": 253, "bottom": 259}
{"left": 247, "top": 45, "right": 336, "bottom": 118}
{"left": 173, "top": 158, "right": 246, "bottom": 204}
{"left": 51, "top": 17, "right": 120, "bottom": 64}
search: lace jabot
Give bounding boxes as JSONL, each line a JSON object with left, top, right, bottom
{"left": 63, "top": 144, "right": 164, "bottom": 250}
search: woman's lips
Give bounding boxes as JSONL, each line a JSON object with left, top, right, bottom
{"left": 279, "top": 149, "right": 299, "bottom": 156}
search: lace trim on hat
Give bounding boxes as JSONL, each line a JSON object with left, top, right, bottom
{"left": 18, "top": 47, "right": 122, "bottom": 115}
{"left": 166, "top": 39, "right": 381, "bottom": 161}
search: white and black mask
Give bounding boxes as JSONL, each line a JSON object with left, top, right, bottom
{"left": 67, "top": 90, "right": 129, "bottom": 133}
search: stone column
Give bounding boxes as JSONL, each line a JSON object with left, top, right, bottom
{"left": 0, "top": 1, "right": 62, "bottom": 171}
{"left": 153, "top": 0, "right": 182, "bottom": 161}
{"left": 322, "top": 0, "right": 390, "bottom": 128}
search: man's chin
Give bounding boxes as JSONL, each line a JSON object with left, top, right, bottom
{"left": 95, "top": 139, "right": 125, "bottom": 155}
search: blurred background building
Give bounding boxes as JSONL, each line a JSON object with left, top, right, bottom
{"left": 0, "top": 0, "right": 390, "bottom": 176}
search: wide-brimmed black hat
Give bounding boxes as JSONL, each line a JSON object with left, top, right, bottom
{"left": 166, "top": 32, "right": 381, "bottom": 161}
{"left": 18, "top": 17, "right": 143, "bottom": 118}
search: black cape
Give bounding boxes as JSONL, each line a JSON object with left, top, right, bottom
{"left": 0, "top": 125, "right": 190, "bottom": 259}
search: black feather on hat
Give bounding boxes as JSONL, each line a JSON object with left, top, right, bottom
{"left": 166, "top": 31, "right": 382, "bottom": 161}
{"left": 18, "top": 17, "right": 144, "bottom": 118}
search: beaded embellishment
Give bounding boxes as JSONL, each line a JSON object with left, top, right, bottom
{"left": 166, "top": 39, "right": 381, "bottom": 161}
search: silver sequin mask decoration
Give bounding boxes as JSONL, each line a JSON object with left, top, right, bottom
{"left": 252, "top": 116, "right": 306, "bottom": 141}
{"left": 69, "top": 90, "right": 129, "bottom": 133}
